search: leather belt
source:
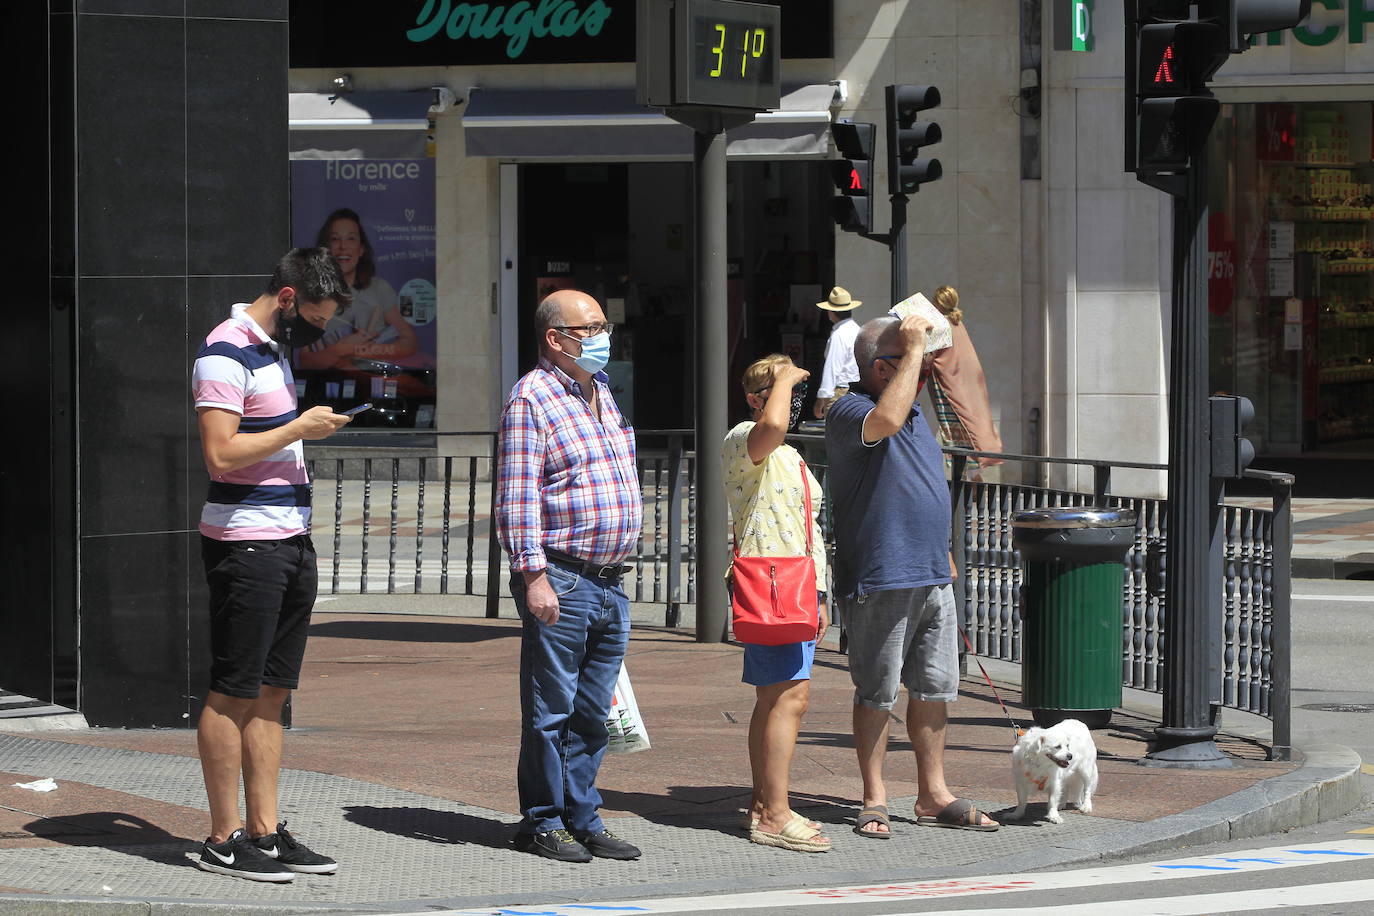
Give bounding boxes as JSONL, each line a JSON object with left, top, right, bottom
{"left": 544, "top": 547, "right": 632, "bottom": 580}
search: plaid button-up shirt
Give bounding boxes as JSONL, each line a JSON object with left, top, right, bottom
{"left": 496, "top": 357, "right": 642, "bottom": 573}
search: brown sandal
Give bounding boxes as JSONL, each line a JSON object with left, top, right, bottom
{"left": 853, "top": 804, "right": 891, "bottom": 839}
{"left": 915, "top": 798, "right": 999, "bottom": 832}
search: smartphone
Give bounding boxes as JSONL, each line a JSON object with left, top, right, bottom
{"left": 341, "top": 403, "right": 373, "bottom": 416}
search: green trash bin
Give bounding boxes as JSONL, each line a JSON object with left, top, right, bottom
{"left": 1011, "top": 507, "right": 1137, "bottom": 730}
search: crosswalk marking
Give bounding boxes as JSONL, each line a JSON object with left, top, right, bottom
{"left": 903, "top": 878, "right": 1374, "bottom": 916}
{"left": 433, "top": 840, "right": 1374, "bottom": 916}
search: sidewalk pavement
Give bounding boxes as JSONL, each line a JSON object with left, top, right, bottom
{"left": 1232, "top": 497, "right": 1374, "bottom": 578}
{"left": 1289, "top": 499, "right": 1374, "bottom": 578}
{"left": 0, "top": 598, "right": 1364, "bottom": 915}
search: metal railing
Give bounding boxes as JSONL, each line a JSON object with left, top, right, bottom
{"left": 306, "top": 430, "right": 1293, "bottom": 759}
{"left": 305, "top": 429, "right": 697, "bottom": 622}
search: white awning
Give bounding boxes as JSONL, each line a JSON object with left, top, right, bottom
{"left": 289, "top": 90, "right": 451, "bottom": 159}
{"left": 461, "top": 84, "right": 840, "bottom": 161}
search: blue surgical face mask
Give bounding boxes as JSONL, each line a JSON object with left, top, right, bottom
{"left": 565, "top": 330, "right": 611, "bottom": 374}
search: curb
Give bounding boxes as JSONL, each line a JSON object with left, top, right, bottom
{"left": 1292, "top": 555, "right": 1374, "bottom": 579}
{"left": 0, "top": 744, "right": 1363, "bottom": 916}
{"left": 953, "top": 742, "right": 1366, "bottom": 876}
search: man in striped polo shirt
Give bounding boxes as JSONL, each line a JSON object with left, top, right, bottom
{"left": 497, "top": 289, "right": 643, "bottom": 863}
{"left": 191, "top": 248, "right": 354, "bottom": 882}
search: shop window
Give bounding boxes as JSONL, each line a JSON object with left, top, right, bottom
{"left": 1209, "top": 101, "right": 1374, "bottom": 456}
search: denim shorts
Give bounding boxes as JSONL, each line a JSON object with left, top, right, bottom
{"left": 737, "top": 588, "right": 823, "bottom": 687}
{"left": 845, "top": 583, "right": 958, "bottom": 708}
{"left": 201, "top": 535, "right": 317, "bottom": 699}
{"left": 742, "top": 640, "right": 817, "bottom": 687}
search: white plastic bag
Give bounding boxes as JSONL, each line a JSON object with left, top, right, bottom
{"left": 605, "top": 663, "right": 651, "bottom": 754}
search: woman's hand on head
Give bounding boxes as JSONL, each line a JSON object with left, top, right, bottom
{"left": 773, "top": 364, "right": 810, "bottom": 391}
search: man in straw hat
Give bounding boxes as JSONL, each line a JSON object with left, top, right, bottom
{"left": 813, "top": 286, "right": 863, "bottom": 418}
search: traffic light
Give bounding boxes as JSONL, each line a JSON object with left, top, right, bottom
{"left": 1222, "top": 0, "right": 1313, "bottom": 52}
{"left": 885, "top": 84, "right": 942, "bottom": 196}
{"left": 1128, "top": 15, "right": 1226, "bottom": 173}
{"left": 1209, "top": 395, "right": 1256, "bottom": 478}
{"left": 1126, "top": 2, "right": 1312, "bottom": 178}
{"left": 830, "top": 120, "right": 875, "bottom": 234}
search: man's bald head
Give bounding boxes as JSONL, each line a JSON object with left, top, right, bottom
{"left": 535, "top": 289, "right": 585, "bottom": 334}
{"left": 854, "top": 316, "right": 901, "bottom": 387}
{"left": 535, "top": 289, "right": 607, "bottom": 370}
{"left": 536, "top": 289, "right": 600, "bottom": 349}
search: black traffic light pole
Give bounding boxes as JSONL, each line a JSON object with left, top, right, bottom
{"left": 670, "top": 106, "right": 754, "bottom": 643}
{"left": 889, "top": 193, "right": 908, "bottom": 310}
{"left": 693, "top": 123, "right": 730, "bottom": 643}
{"left": 1143, "top": 150, "right": 1230, "bottom": 768}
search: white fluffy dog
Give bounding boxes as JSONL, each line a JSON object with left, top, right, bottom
{"left": 1011, "top": 718, "right": 1098, "bottom": 824}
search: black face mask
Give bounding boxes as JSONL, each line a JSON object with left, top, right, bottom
{"left": 788, "top": 381, "right": 808, "bottom": 431}
{"left": 270, "top": 306, "right": 327, "bottom": 349}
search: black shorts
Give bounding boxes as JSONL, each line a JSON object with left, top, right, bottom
{"left": 201, "top": 534, "right": 317, "bottom": 699}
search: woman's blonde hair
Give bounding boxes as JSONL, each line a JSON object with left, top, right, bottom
{"left": 741, "top": 353, "right": 793, "bottom": 396}
{"left": 933, "top": 285, "right": 963, "bottom": 325}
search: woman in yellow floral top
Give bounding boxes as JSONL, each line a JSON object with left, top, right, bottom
{"left": 722, "top": 354, "right": 831, "bottom": 853}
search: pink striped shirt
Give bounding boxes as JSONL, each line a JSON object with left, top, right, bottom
{"left": 192, "top": 304, "right": 310, "bottom": 541}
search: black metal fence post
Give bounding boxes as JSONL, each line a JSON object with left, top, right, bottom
{"left": 1093, "top": 463, "right": 1112, "bottom": 505}
{"left": 1267, "top": 471, "right": 1294, "bottom": 761}
{"left": 486, "top": 433, "right": 503, "bottom": 618}
{"left": 949, "top": 453, "right": 969, "bottom": 674}
{"left": 666, "top": 433, "right": 684, "bottom": 628}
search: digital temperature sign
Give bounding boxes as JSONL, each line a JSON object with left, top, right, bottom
{"left": 637, "top": 0, "right": 781, "bottom": 112}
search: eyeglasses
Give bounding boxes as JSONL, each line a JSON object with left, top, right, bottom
{"left": 555, "top": 323, "right": 615, "bottom": 338}
{"left": 875, "top": 354, "right": 902, "bottom": 366}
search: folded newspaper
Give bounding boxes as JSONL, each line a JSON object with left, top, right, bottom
{"left": 888, "top": 292, "right": 954, "bottom": 353}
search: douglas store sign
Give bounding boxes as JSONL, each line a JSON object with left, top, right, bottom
{"left": 288, "top": 0, "right": 824, "bottom": 67}
{"left": 289, "top": 0, "right": 832, "bottom": 66}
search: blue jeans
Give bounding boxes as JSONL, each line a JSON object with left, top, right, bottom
{"left": 512, "top": 561, "right": 630, "bottom": 835}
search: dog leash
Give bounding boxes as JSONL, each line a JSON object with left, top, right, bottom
{"left": 957, "top": 625, "right": 1026, "bottom": 744}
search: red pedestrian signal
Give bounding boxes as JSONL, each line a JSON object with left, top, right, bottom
{"left": 1153, "top": 43, "right": 1176, "bottom": 86}
{"left": 830, "top": 120, "right": 875, "bottom": 234}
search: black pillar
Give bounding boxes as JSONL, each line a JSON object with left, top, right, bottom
{"left": 35, "top": 2, "right": 292, "bottom": 727}
{"left": 1, "top": 2, "right": 71, "bottom": 710}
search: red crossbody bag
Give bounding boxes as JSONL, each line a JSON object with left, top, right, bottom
{"left": 730, "top": 459, "right": 820, "bottom": 646}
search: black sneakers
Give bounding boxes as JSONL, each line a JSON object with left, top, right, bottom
{"left": 514, "top": 828, "right": 593, "bottom": 863}
{"left": 196, "top": 828, "right": 294, "bottom": 882}
{"left": 252, "top": 821, "right": 338, "bottom": 874}
{"left": 574, "top": 828, "right": 641, "bottom": 860}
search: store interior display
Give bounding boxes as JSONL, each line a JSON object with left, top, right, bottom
{"left": 1212, "top": 101, "right": 1374, "bottom": 456}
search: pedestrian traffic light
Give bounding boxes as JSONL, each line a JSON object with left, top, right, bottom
{"left": 885, "top": 84, "right": 942, "bottom": 196}
{"left": 1129, "top": 17, "right": 1226, "bottom": 172}
{"left": 1126, "top": 2, "right": 1312, "bottom": 178}
{"left": 830, "top": 120, "right": 875, "bottom": 234}
{"left": 1209, "top": 395, "right": 1256, "bottom": 478}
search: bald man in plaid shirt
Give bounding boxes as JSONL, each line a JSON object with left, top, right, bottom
{"left": 496, "top": 289, "right": 643, "bottom": 864}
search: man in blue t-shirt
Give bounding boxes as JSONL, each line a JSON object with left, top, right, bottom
{"left": 825, "top": 314, "right": 999, "bottom": 836}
